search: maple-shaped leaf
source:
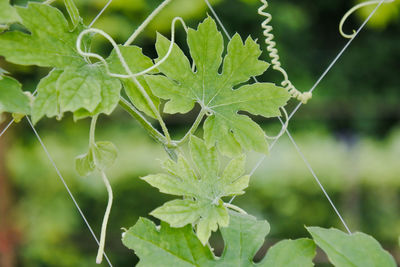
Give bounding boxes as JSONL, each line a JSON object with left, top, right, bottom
{"left": 142, "top": 136, "right": 250, "bottom": 245}
{"left": 122, "top": 212, "right": 316, "bottom": 266}
{"left": 145, "top": 17, "right": 290, "bottom": 156}
{"left": 0, "top": 2, "right": 85, "bottom": 68}
{"left": 0, "top": 76, "right": 30, "bottom": 115}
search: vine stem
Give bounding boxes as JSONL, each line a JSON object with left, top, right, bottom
{"left": 124, "top": 0, "right": 173, "bottom": 46}
{"left": 177, "top": 109, "right": 206, "bottom": 145}
{"left": 43, "top": 0, "right": 56, "bottom": 4}
{"left": 224, "top": 203, "right": 247, "bottom": 215}
{"left": 96, "top": 171, "right": 113, "bottom": 264}
{"left": 119, "top": 97, "right": 167, "bottom": 145}
{"left": 89, "top": 115, "right": 98, "bottom": 146}
{"left": 132, "top": 78, "right": 172, "bottom": 144}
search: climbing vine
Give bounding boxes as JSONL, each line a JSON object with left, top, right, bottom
{"left": 0, "top": 0, "right": 397, "bottom": 266}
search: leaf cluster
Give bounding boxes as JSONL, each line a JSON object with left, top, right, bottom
{"left": 0, "top": 2, "right": 397, "bottom": 266}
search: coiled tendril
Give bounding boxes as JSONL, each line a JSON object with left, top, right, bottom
{"left": 258, "top": 0, "right": 312, "bottom": 104}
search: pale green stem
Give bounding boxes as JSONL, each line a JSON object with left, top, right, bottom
{"left": 96, "top": 171, "right": 113, "bottom": 264}
{"left": 118, "top": 97, "right": 167, "bottom": 145}
{"left": 124, "top": 0, "right": 173, "bottom": 46}
{"left": 177, "top": 109, "right": 206, "bottom": 145}
{"left": 224, "top": 203, "right": 247, "bottom": 215}
{"left": 131, "top": 78, "right": 172, "bottom": 144}
{"left": 89, "top": 115, "right": 98, "bottom": 146}
{"left": 43, "top": 0, "right": 57, "bottom": 4}
{"left": 119, "top": 97, "right": 177, "bottom": 160}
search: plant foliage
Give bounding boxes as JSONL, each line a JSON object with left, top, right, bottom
{"left": 145, "top": 17, "right": 290, "bottom": 156}
{"left": 123, "top": 211, "right": 316, "bottom": 267}
{"left": 0, "top": 1, "right": 396, "bottom": 266}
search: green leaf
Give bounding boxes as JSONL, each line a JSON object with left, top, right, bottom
{"left": 123, "top": 217, "right": 216, "bottom": 266}
{"left": 0, "top": 0, "right": 21, "bottom": 24}
{"left": 75, "top": 141, "right": 117, "bottom": 176}
{"left": 92, "top": 141, "right": 118, "bottom": 171}
{"left": 32, "top": 64, "right": 121, "bottom": 123}
{"left": 32, "top": 69, "right": 63, "bottom": 124}
{"left": 145, "top": 17, "right": 290, "bottom": 156}
{"left": 0, "top": 76, "right": 30, "bottom": 115}
{"left": 57, "top": 64, "right": 121, "bottom": 115}
{"left": 307, "top": 227, "right": 396, "bottom": 267}
{"left": 259, "top": 239, "right": 315, "bottom": 267}
{"left": 122, "top": 212, "right": 315, "bottom": 266}
{"left": 75, "top": 149, "right": 95, "bottom": 176}
{"left": 0, "top": 3, "right": 85, "bottom": 68}
{"left": 142, "top": 136, "right": 250, "bottom": 244}
{"left": 107, "top": 45, "right": 160, "bottom": 118}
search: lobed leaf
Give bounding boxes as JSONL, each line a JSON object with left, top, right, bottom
{"left": 122, "top": 212, "right": 315, "bottom": 266}
{"left": 142, "top": 136, "right": 250, "bottom": 244}
{"left": 0, "top": 3, "right": 85, "bottom": 68}
{"left": 307, "top": 227, "right": 396, "bottom": 267}
{"left": 145, "top": 16, "right": 291, "bottom": 156}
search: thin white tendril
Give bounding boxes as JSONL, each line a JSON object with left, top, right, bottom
{"left": 89, "top": 0, "right": 113, "bottom": 28}
{"left": 76, "top": 19, "right": 189, "bottom": 143}
{"left": 26, "top": 117, "right": 113, "bottom": 266}
{"left": 124, "top": 0, "right": 173, "bottom": 46}
{"left": 76, "top": 17, "right": 188, "bottom": 79}
{"left": 265, "top": 107, "right": 289, "bottom": 140}
{"left": 339, "top": 0, "right": 394, "bottom": 39}
{"left": 96, "top": 171, "right": 114, "bottom": 264}
{"left": 224, "top": 203, "right": 247, "bottom": 215}
{"left": 258, "top": 0, "right": 312, "bottom": 104}
{"left": 43, "top": 0, "right": 56, "bottom": 5}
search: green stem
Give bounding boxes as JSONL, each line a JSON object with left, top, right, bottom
{"left": 89, "top": 115, "right": 98, "bottom": 146}
{"left": 43, "top": 0, "right": 57, "bottom": 4}
{"left": 96, "top": 171, "right": 113, "bottom": 264}
{"left": 131, "top": 78, "right": 172, "bottom": 144}
{"left": 119, "top": 97, "right": 168, "bottom": 145}
{"left": 177, "top": 109, "right": 206, "bottom": 145}
{"left": 224, "top": 203, "right": 247, "bottom": 215}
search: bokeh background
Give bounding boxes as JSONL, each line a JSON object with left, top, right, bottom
{"left": 1, "top": 0, "right": 399, "bottom": 266}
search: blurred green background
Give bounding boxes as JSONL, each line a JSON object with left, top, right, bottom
{"left": 0, "top": 0, "right": 399, "bottom": 266}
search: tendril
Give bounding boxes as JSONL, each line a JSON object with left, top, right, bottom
{"left": 76, "top": 17, "right": 188, "bottom": 80}
{"left": 258, "top": 0, "right": 312, "bottom": 104}
{"left": 265, "top": 106, "right": 289, "bottom": 140}
{"left": 76, "top": 18, "right": 189, "bottom": 144}
{"left": 96, "top": 171, "right": 113, "bottom": 264}
{"left": 339, "top": 0, "right": 394, "bottom": 39}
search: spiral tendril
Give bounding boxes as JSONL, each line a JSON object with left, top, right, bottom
{"left": 339, "top": 0, "right": 394, "bottom": 39}
{"left": 258, "top": 0, "right": 312, "bottom": 104}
